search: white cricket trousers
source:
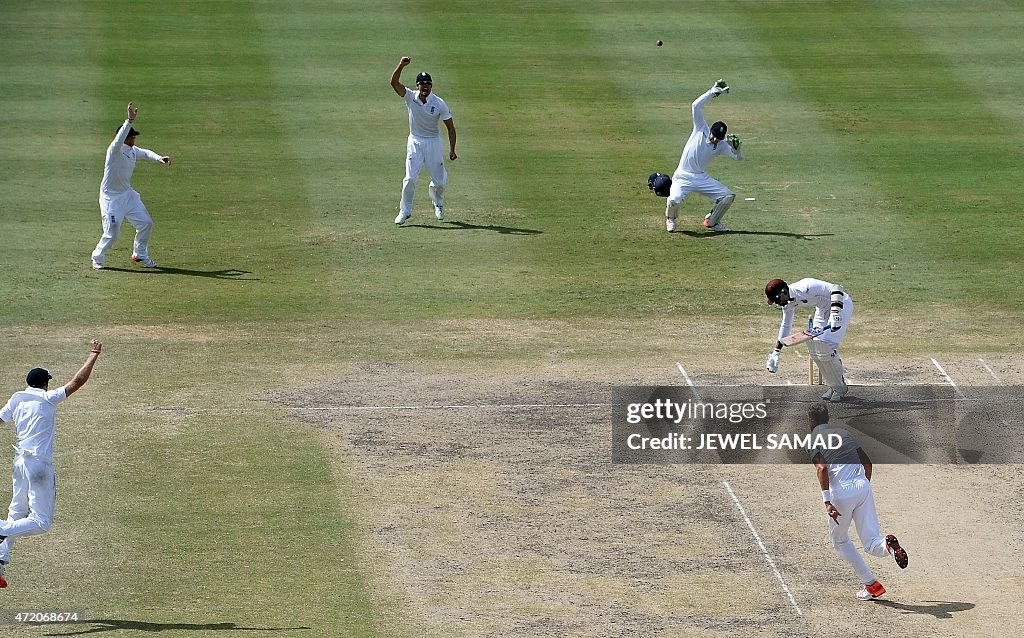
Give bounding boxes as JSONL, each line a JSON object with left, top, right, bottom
{"left": 91, "top": 189, "right": 154, "bottom": 264}
{"left": 0, "top": 453, "right": 56, "bottom": 564}
{"left": 827, "top": 477, "right": 889, "bottom": 584}
{"left": 665, "top": 171, "right": 733, "bottom": 218}
{"left": 400, "top": 134, "right": 447, "bottom": 215}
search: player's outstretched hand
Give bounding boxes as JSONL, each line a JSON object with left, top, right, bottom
{"left": 399, "top": 56, "right": 411, "bottom": 66}
{"left": 159, "top": 156, "right": 172, "bottom": 165}
{"left": 765, "top": 349, "right": 780, "bottom": 373}
{"left": 89, "top": 340, "right": 103, "bottom": 354}
{"left": 127, "top": 102, "right": 138, "bottom": 121}
{"left": 712, "top": 79, "right": 730, "bottom": 95}
{"left": 727, "top": 134, "right": 741, "bottom": 151}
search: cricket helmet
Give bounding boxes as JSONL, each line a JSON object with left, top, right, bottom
{"left": 765, "top": 278, "right": 789, "bottom": 305}
{"left": 415, "top": 72, "right": 433, "bottom": 84}
{"left": 710, "top": 121, "right": 728, "bottom": 140}
{"left": 648, "top": 172, "right": 672, "bottom": 197}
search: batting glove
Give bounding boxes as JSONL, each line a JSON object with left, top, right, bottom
{"left": 828, "top": 311, "right": 842, "bottom": 332}
{"left": 727, "top": 134, "right": 741, "bottom": 151}
{"left": 765, "top": 350, "right": 780, "bottom": 373}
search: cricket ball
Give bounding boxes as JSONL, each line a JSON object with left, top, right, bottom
{"left": 656, "top": 39, "right": 663, "bottom": 46}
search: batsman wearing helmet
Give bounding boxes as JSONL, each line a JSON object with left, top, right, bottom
{"left": 390, "top": 57, "right": 458, "bottom": 225}
{"left": 765, "top": 278, "right": 854, "bottom": 401}
{"left": 661, "top": 79, "right": 743, "bottom": 233}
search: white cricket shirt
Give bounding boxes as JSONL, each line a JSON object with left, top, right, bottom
{"left": 100, "top": 120, "right": 163, "bottom": 198}
{"left": 403, "top": 90, "right": 451, "bottom": 139}
{"left": 1, "top": 386, "right": 68, "bottom": 462}
{"left": 809, "top": 423, "right": 865, "bottom": 486}
{"left": 776, "top": 278, "right": 851, "bottom": 343}
{"left": 674, "top": 89, "right": 740, "bottom": 176}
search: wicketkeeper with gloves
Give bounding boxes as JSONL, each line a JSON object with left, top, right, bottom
{"left": 764, "top": 278, "right": 854, "bottom": 401}
{"left": 649, "top": 79, "right": 744, "bottom": 233}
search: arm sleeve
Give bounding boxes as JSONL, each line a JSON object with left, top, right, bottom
{"left": 107, "top": 120, "right": 133, "bottom": 159}
{"left": 776, "top": 305, "right": 796, "bottom": 343}
{"left": 135, "top": 147, "right": 164, "bottom": 162}
{"left": 691, "top": 89, "right": 716, "bottom": 131}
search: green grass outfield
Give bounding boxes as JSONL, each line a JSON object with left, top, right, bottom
{"left": 1, "top": 0, "right": 1022, "bottom": 634}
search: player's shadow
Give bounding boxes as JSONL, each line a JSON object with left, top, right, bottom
{"left": 678, "top": 230, "right": 833, "bottom": 240}
{"left": 871, "top": 600, "right": 976, "bottom": 619}
{"left": 97, "top": 266, "right": 258, "bottom": 280}
{"left": 43, "top": 618, "right": 310, "bottom": 635}
{"left": 402, "top": 221, "right": 542, "bottom": 235}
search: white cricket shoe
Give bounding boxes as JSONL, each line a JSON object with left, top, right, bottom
{"left": 703, "top": 214, "right": 729, "bottom": 232}
{"left": 666, "top": 217, "right": 677, "bottom": 232}
{"left": 395, "top": 212, "right": 411, "bottom": 225}
{"left": 91, "top": 260, "right": 104, "bottom": 270}
{"left": 434, "top": 204, "right": 445, "bottom": 221}
{"left": 821, "top": 387, "right": 835, "bottom": 401}
{"left": 132, "top": 256, "right": 159, "bottom": 268}
{"left": 829, "top": 386, "right": 848, "bottom": 403}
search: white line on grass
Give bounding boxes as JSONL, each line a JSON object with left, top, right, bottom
{"left": 979, "top": 358, "right": 1000, "bottom": 382}
{"left": 930, "top": 358, "right": 966, "bottom": 398}
{"left": 722, "top": 481, "right": 803, "bottom": 617}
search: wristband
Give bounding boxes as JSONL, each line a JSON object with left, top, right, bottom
{"left": 821, "top": 490, "right": 832, "bottom": 502}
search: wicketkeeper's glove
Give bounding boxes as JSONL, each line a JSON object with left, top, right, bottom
{"left": 727, "top": 134, "right": 741, "bottom": 151}
{"left": 711, "top": 79, "right": 730, "bottom": 95}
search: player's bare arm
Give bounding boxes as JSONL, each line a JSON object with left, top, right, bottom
{"left": 391, "top": 57, "right": 411, "bottom": 97}
{"left": 813, "top": 452, "right": 841, "bottom": 524}
{"left": 64, "top": 340, "right": 102, "bottom": 397}
{"left": 444, "top": 118, "right": 457, "bottom": 160}
{"left": 857, "top": 447, "right": 873, "bottom": 481}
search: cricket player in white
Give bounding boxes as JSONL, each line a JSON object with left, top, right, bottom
{"left": 765, "top": 277, "right": 854, "bottom": 401}
{"left": 390, "top": 57, "right": 458, "bottom": 225}
{"left": 664, "top": 79, "right": 743, "bottom": 232}
{"left": 807, "top": 403, "right": 909, "bottom": 601}
{"left": 91, "top": 102, "right": 171, "bottom": 270}
{"left": 0, "top": 341, "right": 102, "bottom": 588}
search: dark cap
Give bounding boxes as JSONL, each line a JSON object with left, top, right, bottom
{"left": 415, "top": 72, "right": 432, "bottom": 85}
{"left": 710, "top": 121, "right": 727, "bottom": 139}
{"left": 127, "top": 126, "right": 140, "bottom": 137}
{"left": 26, "top": 367, "right": 53, "bottom": 388}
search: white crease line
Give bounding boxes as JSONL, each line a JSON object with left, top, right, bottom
{"left": 930, "top": 357, "right": 966, "bottom": 399}
{"left": 979, "top": 358, "right": 1000, "bottom": 382}
{"left": 292, "top": 403, "right": 612, "bottom": 411}
{"left": 676, "top": 362, "right": 696, "bottom": 387}
{"left": 722, "top": 481, "right": 803, "bottom": 616}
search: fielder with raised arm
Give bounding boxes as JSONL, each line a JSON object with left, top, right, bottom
{"left": 91, "top": 102, "right": 172, "bottom": 270}
{"left": 807, "top": 403, "right": 909, "bottom": 601}
{"left": 0, "top": 341, "right": 103, "bottom": 588}
{"left": 390, "top": 56, "right": 458, "bottom": 225}
{"left": 765, "top": 277, "right": 853, "bottom": 401}
{"left": 660, "top": 79, "right": 744, "bottom": 233}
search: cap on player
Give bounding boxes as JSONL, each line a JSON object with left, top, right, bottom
{"left": 710, "top": 121, "right": 727, "bottom": 140}
{"left": 765, "top": 279, "right": 789, "bottom": 305}
{"left": 415, "top": 72, "right": 432, "bottom": 85}
{"left": 26, "top": 367, "right": 53, "bottom": 388}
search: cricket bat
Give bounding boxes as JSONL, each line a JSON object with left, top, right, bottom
{"left": 780, "top": 326, "right": 825, "bottom": 347}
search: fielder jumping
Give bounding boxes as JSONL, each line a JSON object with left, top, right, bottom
{"left": 808, "top": 403, "right": 909, "bottom": 601}
{"left": 765, "top": 277, "right": 853, "bottom": 401}
{"left": 659, "top": 79, "right": 744, "bottom": 233}
{"left": 390, "top": 56, "right": 458, "bottom": 225}
{"left": 0, "top": 341, "right": 103, "bottom": 588}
